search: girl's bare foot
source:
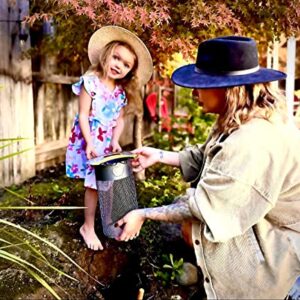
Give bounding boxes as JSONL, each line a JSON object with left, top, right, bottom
{"left": 79, "top": 225, "right": 104, "bottom": 251}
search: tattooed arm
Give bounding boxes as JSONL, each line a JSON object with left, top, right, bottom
{"left": 144, "top": 198, "right": 193, "bottom": 222}
{"left": 116, "top": 193, "right": 201, "bottom": 242}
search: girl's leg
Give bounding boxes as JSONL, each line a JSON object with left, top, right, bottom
{"left": 80, "top": 187, "right": 103, "bottom": 250}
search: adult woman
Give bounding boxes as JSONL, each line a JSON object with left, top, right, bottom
{"left": 116, "top": 36, "right": 300, "bottom": 299}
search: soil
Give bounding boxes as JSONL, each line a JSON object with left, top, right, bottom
{"left": 0, "top": 163, "right": 206, "bottom": 300}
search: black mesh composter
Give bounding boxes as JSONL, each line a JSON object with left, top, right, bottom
{"left": 94, "top": 157, "right": 138, "bottom": 238}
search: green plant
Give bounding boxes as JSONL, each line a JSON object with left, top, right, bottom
{"left": 154, "top": 253, "right": 184, "bottom": 286}
{"left": 137, "top": 167, "right": 188, "bottom": 208}
{"left": 0, "top": 138, "right": 32, "bottom": 161}
{"left": 0, "top": 138, "right": 98, "bottom": 299}
{"left": 147, "top": 87, "right": 215, "bottom": 152}
{"left": 174, "top": 87, "right": 216, "bottom": 145}
{"left": 52, "top": 183, "right": 70, "bottom": 195}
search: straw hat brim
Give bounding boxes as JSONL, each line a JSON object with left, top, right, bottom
{"left": 88, "top": 26, "right": 153, "bottom": 86}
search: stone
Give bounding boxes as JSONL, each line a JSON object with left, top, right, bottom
{"left": 176, "top": 262, "right": 198, "bottom": 286}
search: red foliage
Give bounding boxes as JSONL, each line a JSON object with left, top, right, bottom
{"left": 26, "top": 0, "right": 300, "bottom": 68}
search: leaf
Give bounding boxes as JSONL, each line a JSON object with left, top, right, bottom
{"left": 0, "top": 147, "right": 32, "bottom": 161}
{"left": 0, "top": 250, "right": 61, "bottom": 300}
{"left": 0, "top": 231, "right": 77, "bottom": 282}
{"left": 1, "top": 187, "right": 36, "bottom": 205}
{"left": 0, "top": 219, "right": 104, "bottom": 286}
{"left": 0, "top": 206, "right": 86, "bottom": 210}
{"left": 162, "top": 264, "right": 172, "bottom": 269}
{"left": 0, "top": 138, "right": 30, "bottom": 142}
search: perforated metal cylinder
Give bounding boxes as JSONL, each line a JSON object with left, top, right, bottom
{"left": 95, "top": 160, "right": 138, "bottom": 238}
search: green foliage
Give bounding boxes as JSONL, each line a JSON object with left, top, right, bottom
{"left": 154, "top": 253, "right": 184, "bottom": 286}
{"left": 137, "top": 168, "right": 188, "bottom": 208}
{"left": 0, "top": 138, "right": 93, "bottom": 299}
{"left": 173, "top": 87, "right": 215, "bottom": 146}
{"left": 52, "top": 183, "right": 70, "bottom": 195}
{"left": 138, "top": 86, "right": 214, "bottom": 208}
{"left": 148, "top": 87, "right": 215, "bottom": 152}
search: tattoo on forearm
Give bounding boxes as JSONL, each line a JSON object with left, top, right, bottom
{"left": 143, "top": 200, "right": 194, "bottom": 223}
{"left": 173, "top": 195, "right": 189, "bottom": 204}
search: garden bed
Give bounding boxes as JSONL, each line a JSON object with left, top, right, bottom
{"left": 0, "top": 163, "right": 205, "bottom": 300}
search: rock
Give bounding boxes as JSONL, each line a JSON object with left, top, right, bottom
{"left": 171, "top": 295, "right": 183, "bottom": 300}
{"left": 176, "top": 262, "right": 198, "bottom": 286}
{"left": 159, "top": 223, "right": 182, "bottom": 242}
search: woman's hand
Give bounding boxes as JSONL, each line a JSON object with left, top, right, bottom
{"left": 111, "top": 140, "right": 122, "bottom": 153}
{"left": 115, "top": 209, "right": 146, "bottom": 242}
{"left": 86, "top": 142, "right": 98, "bottom": 159}
{"left": 131, "top": 147, "right": 160, "bottom": 172}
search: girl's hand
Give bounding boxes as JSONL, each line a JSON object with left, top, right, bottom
{"left": 86, "top": 143, "right": 98, "bottom": 159}
{"left": 111, "top": 140, "right": 122, "bottom": 153}
{"left": 115, "top": 209, "right": 145, "bottom": 242}
{"left": 131, "top": 147, "right": 160, "bottom": 172}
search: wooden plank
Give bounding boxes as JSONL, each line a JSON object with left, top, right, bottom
{"left": 286, "top": 37, "right": 296, "bottom": 119}
{"left": 32, "top": 72, "right": 79, "bottom": 85}
{"left": 35, "top": 83, "right": 45, "bottom": 144}
{"left": 0, "top": 76, "right": 35, "bottom": 187}
{"left": 35, "top": 139, "right": 68, "bottom": 170}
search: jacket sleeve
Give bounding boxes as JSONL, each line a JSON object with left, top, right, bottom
{"left": 179, "top": 144, "right": 205, "bottom": 183}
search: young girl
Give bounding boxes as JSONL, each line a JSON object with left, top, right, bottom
{"left": 66, "top": 26, "right": 152, "bottom": 250}
{"left": 117, "top": 36, "right": 300, "bottom": 298}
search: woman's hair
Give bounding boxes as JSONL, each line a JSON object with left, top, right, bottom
{"left": 217, "top": 83, "right": 287, "bottom": 134}
{"left": 89, "top": 41, "right": 140, "bottom": 109}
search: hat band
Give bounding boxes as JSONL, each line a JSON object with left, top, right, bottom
{"left": 194, "top": 65, "right": 259, "bottom": 76}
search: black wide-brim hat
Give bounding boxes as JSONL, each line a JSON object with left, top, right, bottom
{"left": 171, "top": 36, "right": 286, "bottom": 89}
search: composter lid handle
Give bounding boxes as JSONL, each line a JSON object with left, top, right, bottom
{"left": 89, "top": 151, "right": 137, "bottom": 166}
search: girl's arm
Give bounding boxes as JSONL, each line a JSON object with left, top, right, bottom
{"left": 78, "top": 88, "right": 98, "bottom": 159}
{"left": 111, "top": 109, "right": 125, "bottom": 152}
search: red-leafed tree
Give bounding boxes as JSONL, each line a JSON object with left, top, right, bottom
{"left": 28, "top": 0, "right": 300, "bottom": 74}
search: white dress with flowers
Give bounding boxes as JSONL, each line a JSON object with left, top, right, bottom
{"left": 65, "top": 73, "right": 127, "bottom": 189}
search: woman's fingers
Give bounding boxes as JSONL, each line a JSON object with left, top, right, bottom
{"left": 115, "top": 218, "right": 124, "bottom": 228}
{"left": 122, "top": 232, "right": 139, "bottom": 242}
{"left": 132, "top": 164, "right": 144, "bottom": 173}
{"left": 115, "top": 210, "right": 144, "bottom": 241}
{"left": 131, "top": 147, "right": 145, "bottom": 154}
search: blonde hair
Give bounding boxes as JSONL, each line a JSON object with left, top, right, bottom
{"left": 89, "top": 41, "right": 140, "bottom": 110}
{"left": 216, "top": 83, "right": 287, "bottom": 134}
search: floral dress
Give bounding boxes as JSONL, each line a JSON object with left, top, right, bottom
{"left": 65, "top": 73, "right": 127, "bottom": 189}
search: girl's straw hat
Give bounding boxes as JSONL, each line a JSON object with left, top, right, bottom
{"left": 172, "top": 36, "right": 286, "bottom": 89}
{"left": 88, "top": 26, "right": 153, "bottom": 86}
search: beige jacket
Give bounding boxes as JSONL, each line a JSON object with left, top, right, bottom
{"left": 179, "top": 118, "right": 300, "bottom": 299}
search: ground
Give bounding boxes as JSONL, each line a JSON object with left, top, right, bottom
{"left": 0, "top": 163, "right": 206, "bottom": 300}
